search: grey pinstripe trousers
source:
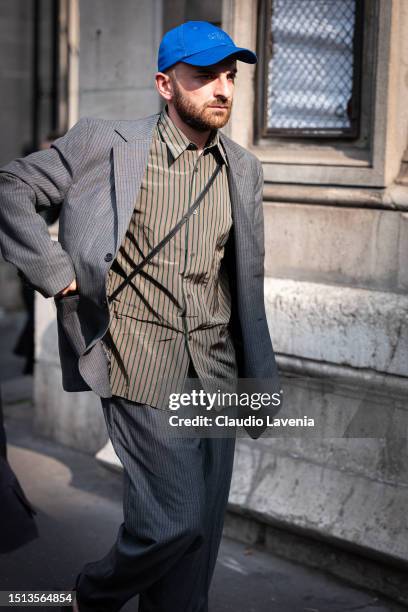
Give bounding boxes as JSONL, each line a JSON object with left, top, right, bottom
{"left": 75, "top": 363, "right": 236, "bottom": 612}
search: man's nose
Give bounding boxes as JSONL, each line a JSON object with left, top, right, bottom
{"left": 213, "top": 75, "right": 232, "bottom": 100}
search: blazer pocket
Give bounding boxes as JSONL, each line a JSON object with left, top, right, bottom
{"left": 55, "top": 294, "right": 87, "bottom": 356}
{"left": 55, "top": 292, "right": 80, "bottom": 307}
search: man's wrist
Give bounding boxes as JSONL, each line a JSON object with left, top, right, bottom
{"left": 54, "top": 278, "right": 78, "bottom": 299}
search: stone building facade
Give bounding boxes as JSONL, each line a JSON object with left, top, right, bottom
{"left": 222, "top": 0, "right": 408, "bottom": 603}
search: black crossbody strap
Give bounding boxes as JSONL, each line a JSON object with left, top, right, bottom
{"left": 108, "top": 162, "right": 222, "bottom": 304}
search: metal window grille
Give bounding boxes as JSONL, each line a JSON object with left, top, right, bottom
{"left": 257, "top": 0, "right": 364, "bottom": 138}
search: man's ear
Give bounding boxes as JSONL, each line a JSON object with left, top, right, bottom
{"left": 155, "top": 70, "right": 173, "bottom": 102}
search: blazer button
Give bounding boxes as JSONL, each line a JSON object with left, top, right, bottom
{"left": 104, "top": 253, "right": 113, "bottom": 262}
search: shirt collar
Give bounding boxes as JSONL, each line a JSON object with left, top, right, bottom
{"left": 156, "top": 105, "right": 228, "bottom": 167}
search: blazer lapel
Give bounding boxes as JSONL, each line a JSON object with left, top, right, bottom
{"left": 219, "top": 133, "right": 253, "bottom": 263}
{"left": 113, "top": 140, "right": 151, "bottom": 251}
{"left": 112, "top": 114, "right": 160, "bottom": 252}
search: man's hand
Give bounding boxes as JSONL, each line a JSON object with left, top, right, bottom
{"left": 55, "top": 278, "right": 78, "bottom": 298}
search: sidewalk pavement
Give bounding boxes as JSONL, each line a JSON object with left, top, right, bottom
{"left": 0, "top": 310, "right": 406, "bottom": 612}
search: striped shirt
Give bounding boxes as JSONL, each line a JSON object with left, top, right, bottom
{"left": 104, "top": 105, "right": 238, "bottom": 409}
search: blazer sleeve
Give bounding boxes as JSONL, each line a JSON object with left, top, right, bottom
{"left": 0, "top": 117, "right": 89, "bottom": 298}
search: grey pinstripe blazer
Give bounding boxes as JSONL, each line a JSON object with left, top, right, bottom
{"left": 0, "top": 113, "right": 279, "bottom": 408}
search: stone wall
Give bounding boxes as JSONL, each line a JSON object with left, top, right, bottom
{"left": 0, "top": 0, "right": 32, "bottom": 311}
{"left": 224, "top": 0, "right": 408, "bottom": 572}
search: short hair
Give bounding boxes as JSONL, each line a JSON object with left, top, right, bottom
{"left": 163, "top": 65, "right": 175, "bottom": 77}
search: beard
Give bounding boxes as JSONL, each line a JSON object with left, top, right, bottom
{"left": 171, "top": 79, "right": 232, "bottom": 132}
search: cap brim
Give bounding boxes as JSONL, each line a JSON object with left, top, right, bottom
{"left": 182, "top": 44, "right": 257, "bottom": 67}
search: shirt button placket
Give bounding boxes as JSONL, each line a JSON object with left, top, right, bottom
{"left": 181, "top": 154, "right": 199, "bottom": 351}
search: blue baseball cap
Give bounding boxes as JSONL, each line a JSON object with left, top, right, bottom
{"left": 158, "top": 21, "right": 257, "bottom": 73}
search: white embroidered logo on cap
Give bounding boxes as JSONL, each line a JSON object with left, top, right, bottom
{"left": 208, "top": 32, "right": 226, "bottom": 41}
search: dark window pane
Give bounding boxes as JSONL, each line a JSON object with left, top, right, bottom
{"left": 266, "top": 0, "right": 359, "bottom": 136}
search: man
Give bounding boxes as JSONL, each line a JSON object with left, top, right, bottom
{"left": 0, "top": 20, "right": 280, "bottom": 612}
